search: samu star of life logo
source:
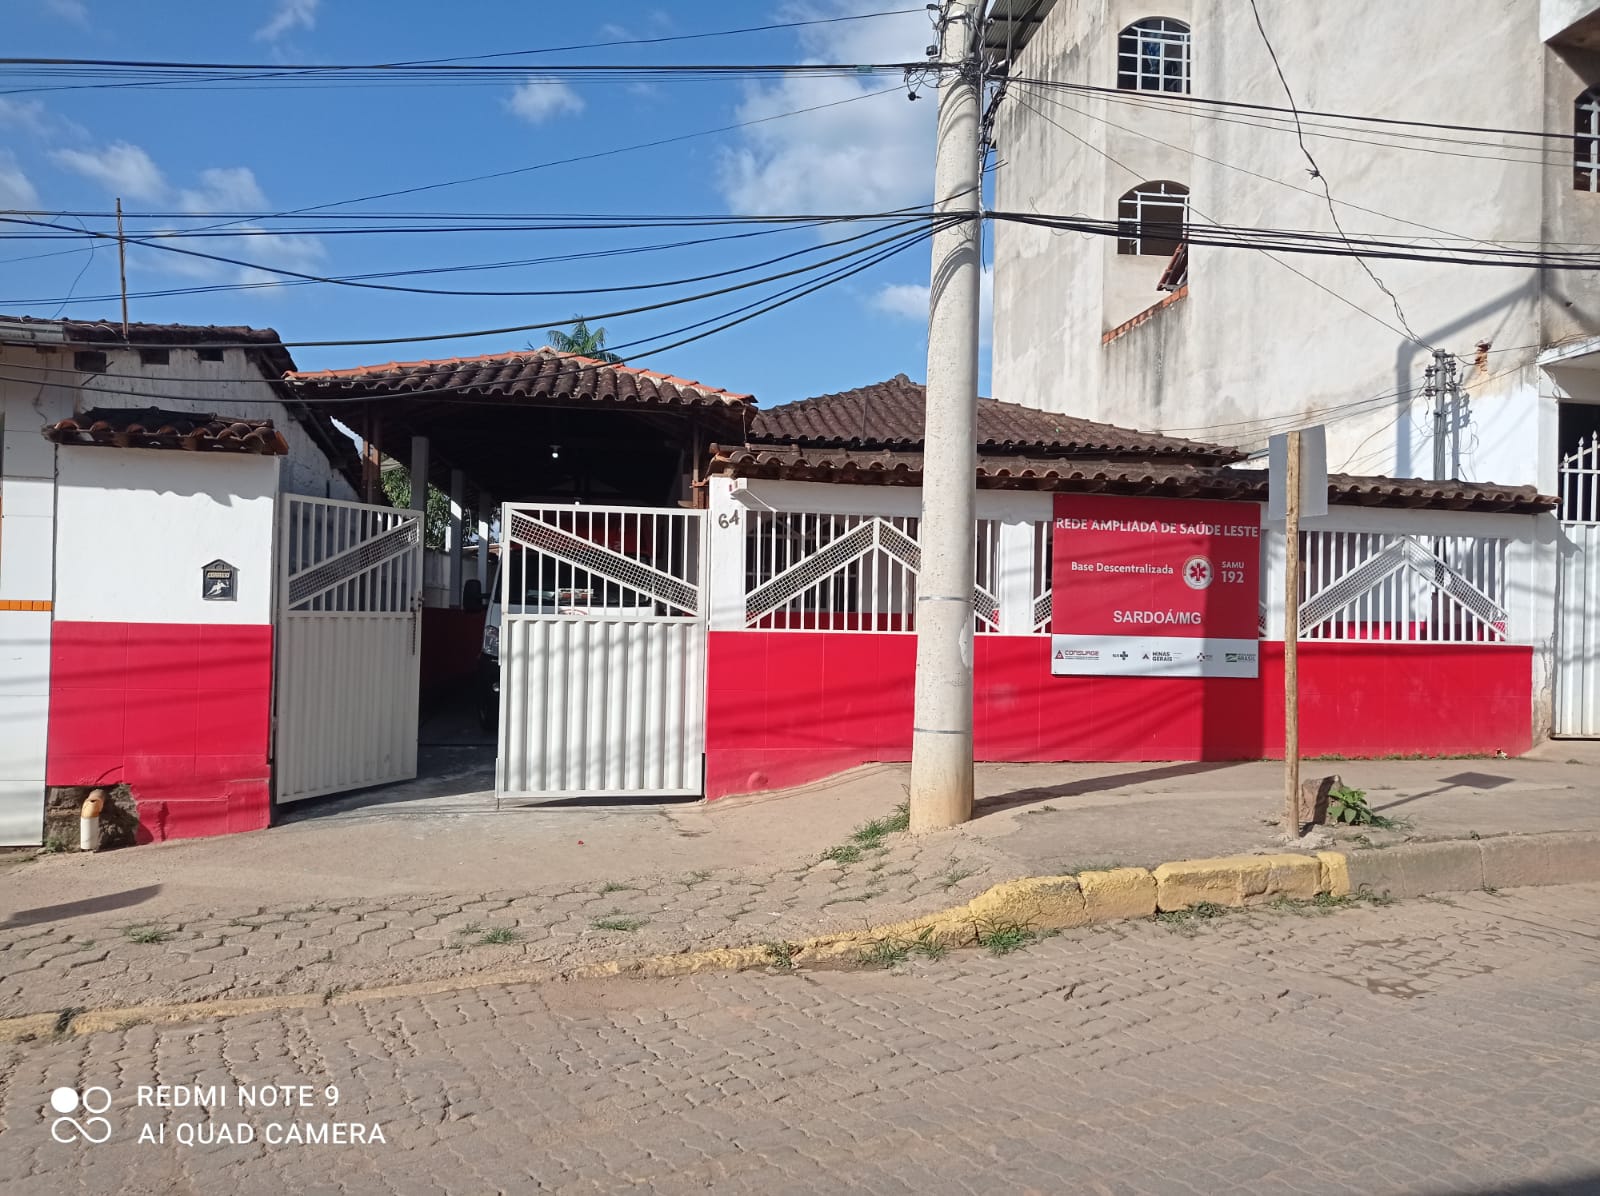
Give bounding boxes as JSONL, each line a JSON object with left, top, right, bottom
{"left": 1182, "top": 556, "right": 1215, "bottom": 591}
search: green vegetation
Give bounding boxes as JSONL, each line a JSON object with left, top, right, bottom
{"left": 476, "top": 927, "right": 520, "bottom": 945}
{"left": 123, "top": 926, "right": 172, "bottom": 944}
{"left": 975, "top": 922, "right": 1039, "bottom": 956}
{"left": 591, "top": 914, "right": 647, "bottom": 932}
{"left": 1327, "top": 784, "right": 1398, "bottom": 829}
{"left": 763, "top": 941, "right": 798, "bottom": 970}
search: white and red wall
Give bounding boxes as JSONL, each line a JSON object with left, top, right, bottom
{"left": 702, "top": 477, "right": 1553, "bottom": 801}
{"left": 0, "top": 337, "right": 355, "bottom": 845}
{"left": 47, "top": 447, "right": 278, "bottom": 842}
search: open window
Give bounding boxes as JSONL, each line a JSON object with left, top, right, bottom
{"left": 1117, "top": 181, "right": 1189, "bottom": 256}
{"left": 1117, "top": 18, "right": 1191, "bottom": 94}
{"left": 1578, "top": 86, "right": 1600, "bottom": 192}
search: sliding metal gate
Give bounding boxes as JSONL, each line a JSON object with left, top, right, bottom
{"left": 1557, "top": 433, "right": 1600, "bottom": 735}
{"left": 497, "top": 504, "right": 705, "bottom": 799}
{"left": 275, "top": 496, "right": 424, "bottom": 803}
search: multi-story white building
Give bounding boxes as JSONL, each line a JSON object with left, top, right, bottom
{"left": 991, "top": 0, "right": 1600, "bottom": 494}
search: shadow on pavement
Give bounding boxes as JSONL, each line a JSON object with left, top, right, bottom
{"left": 1444, "top": 1177, "right": 1600, "bottom": 1195}
{"left": 4, "top": 884, "right": 162, "bottom": 927}
{"left": 975, "top": 760, "right": 1242, "bottom": 818}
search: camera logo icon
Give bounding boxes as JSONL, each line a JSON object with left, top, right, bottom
{"left": 49, "top": 1087, "right": 112, "bottom": 1144}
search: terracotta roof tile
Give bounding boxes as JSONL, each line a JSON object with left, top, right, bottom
{"left": 748, "top": 374, "right": 1240, "bottom": 460}
{"left": 288, "top": 347, "right": 753, "bottom": 408}
{"left": 42, "top": 407, "right": 289, "bottom": 456}
{"left": 708, "top": 445, "right": 1554, "bottom": 514}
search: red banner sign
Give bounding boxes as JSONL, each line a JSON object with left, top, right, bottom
{"left": 1051, "top": 494, "right": 1262, "bottom": 678}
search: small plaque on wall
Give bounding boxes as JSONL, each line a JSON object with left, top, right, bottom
{"left": 202, "top": 559, "right": 237, "bottom": 602}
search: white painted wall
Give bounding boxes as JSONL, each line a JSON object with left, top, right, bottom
{"left": 54, "top": 448, "right": 278, "bottom": 625}
{"left": 0, "top": 342, "right": 355, "bottom": 502}
{"left": 992, "top": 0, "right": 1600, "bottom": 489}
{"left": 0, "top": 361, "right": 73, "bottom": 845}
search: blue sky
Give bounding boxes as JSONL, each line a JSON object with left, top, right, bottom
{"left": 1, "top": 0, "right": 992, "bottom": 404}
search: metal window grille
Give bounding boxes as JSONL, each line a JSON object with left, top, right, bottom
{"left": 1561, "top": 431, "right": 1600, "bottom": 522}
{"left": 501, "top": 505, "right": 702, "bottom": 619}
{"left": 741, "top": 511, "right": 1002, "bottom": 634}
{"left": 1578, "top": 88, "right": 1600, "bottom": 193}
{"left": 1299, "top": 531, "right": 1508, "bottom": 643}
{"left": 1118, "top": 181, "right": 1189, "bottom": 256}
{"left": 1117, "top": 18, "right": 1191, "bottom": 94}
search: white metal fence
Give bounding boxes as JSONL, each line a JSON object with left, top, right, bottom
{"left": 275, "top": 496, "right": 424, "bottom": 804}
{"left": 1557, "top": 437, "right": 1600, "bottom": 734}
{"left": 739, "top": 510, "right": 1006, "bottom": 633}
{"left": 497, "top": 504, "right": 705, "bottom": 798}
{"left": 1298, "top": 530, "right": 1509, "bottom": 643}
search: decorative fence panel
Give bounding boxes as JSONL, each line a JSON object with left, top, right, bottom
{"left": 1299, "top": 531, "right": 1508, "bottom": 643}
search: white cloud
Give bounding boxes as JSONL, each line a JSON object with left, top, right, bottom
{"left": 0, "top": 151, "right": 40, "bottom": 208}
{"left": 870, "top": 265, "right": 994, "bottom": 343}
{"left": 47, "top": 148, "right": 328, "bottom": 292}
{"left": 43, "top": 0, "right": 89, "bottom": 26}
{"left": 178, "top": 166, "right": 270, "bottom": 213}
{"left": 50, "top": 141, "right": 167, "bottom": 200}
{"left": 255, "top": 0, "right": 318, "bottom": 41}
{"left": 717, "top": 2, "right": 933, "bottom": 216}
{"left": 0, "top": 97, "right": 52, "bottom": 136}
{"left": 872, "top": 282, "right": 928, "bottom": 321}
{"left": 504, "top": 80, "right": 585, "bottom": 124}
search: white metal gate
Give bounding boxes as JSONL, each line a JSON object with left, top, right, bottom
{"left": 497, "top": 503, "right": 705, "bottom": 798}
{"left": 275, "top": 496, "right": 424, "bottom": 803}
{"left": 1557, "top": 433, "right": 1600, "bottom": 735}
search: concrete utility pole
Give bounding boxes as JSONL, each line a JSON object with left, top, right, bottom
{"left": 910, "top": 0, "right": 983, "bottom": 833}
{"left": 1427, "top": 349, "right": 1461, "bottom": 481}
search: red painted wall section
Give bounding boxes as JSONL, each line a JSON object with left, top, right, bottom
{"left": 705, "top": 632, "right": 1533, "bottom": 800}
{"left": 47, "top": 621, "right": 273, "bottom": 842}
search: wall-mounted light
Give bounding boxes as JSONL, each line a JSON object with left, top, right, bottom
{"left": 550, "top": 444, "right": 561, "bottom": 460}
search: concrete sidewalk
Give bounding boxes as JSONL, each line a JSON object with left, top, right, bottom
{"left": 2, "top": 743, "right": 1598, "bottom": 1018}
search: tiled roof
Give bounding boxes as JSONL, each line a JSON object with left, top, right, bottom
{"left": 708, "top": 445, "right": 1555, "bottom": 514}
{"left": 288, "top": 348, "right": 754, "bottom": 408}
{"left": 747, "top": 374, "right": 1240, "bottom": 460}
{"left": 0, "top": 316, "right": 295, "bottom": 376}
{"left": 42, "top": 408, "right": 289, "bottom": 456}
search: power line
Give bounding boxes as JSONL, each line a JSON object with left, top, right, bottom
{"left": 0, "top": 85, "right": 905, "bottom": 275}
{"left": 0, "top": 59, "right": 919, "bottom": 99}
{"left": 1058, "top": 84, "right": 1564, "bottom": 170}
{"left": 1245, "top": 0, "right": 1431, "bottom": 351}
{"left": 0, "top": 217, "right": 898, "bottom": 307}
{"left": 0, "top": 217, "right": 959, "bottom": 356}
{"left": 1018, "top": 86, "right": 1539, "bottom": 260}
{"left": 1010, "top": 75, "right": 1576, "bottom": 143}
{"left": 0, "top": 222, "right": 950, "bottom": 402}
{"left": 0, "top": 215, "right": 930, "bottom": 304}
{"left": 1004, "top": 92, "right": 1420, "bottom": 345}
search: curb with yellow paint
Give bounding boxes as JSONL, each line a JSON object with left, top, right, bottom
{"left": 5, "top": 830, "right": 1599, "bottom": 1044}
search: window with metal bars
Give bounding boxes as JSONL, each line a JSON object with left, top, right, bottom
{"left": 1577, "top": 87, "right": 1600, "bottom": 192}
{"left": 1117, "top": 18, "right": 1190, "bottom": 94}
{"left": 1117, "top": 181, "right": 1189, "bottom": 256}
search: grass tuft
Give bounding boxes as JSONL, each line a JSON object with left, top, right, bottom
{"left": 763, "top": 941, "right": 797, "bottom": 970}
{"left": 123, "top": 925, "right": 171, "bottom": 944}
{"left": 476, "top": 927, "right": 519, "bottom": 945}
{"left": 975, "top": 922, "right": 1037, "bottom": 956}
{"left": 591, "top": 914, "right": 647, "bottom": 932}
{"left": 597, "top": 881, "right": 635, "bottom": 896}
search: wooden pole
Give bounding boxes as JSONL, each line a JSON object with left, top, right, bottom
{"left": 1283, "top": 428, "right": 1303, "bottom": 836}
{"left": 115, "top": 197, "right": 129, "bottom": 339}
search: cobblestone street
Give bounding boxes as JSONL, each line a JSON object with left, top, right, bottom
{"left": 3, "top": 883, "right": 1599, "bottom": 1194}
